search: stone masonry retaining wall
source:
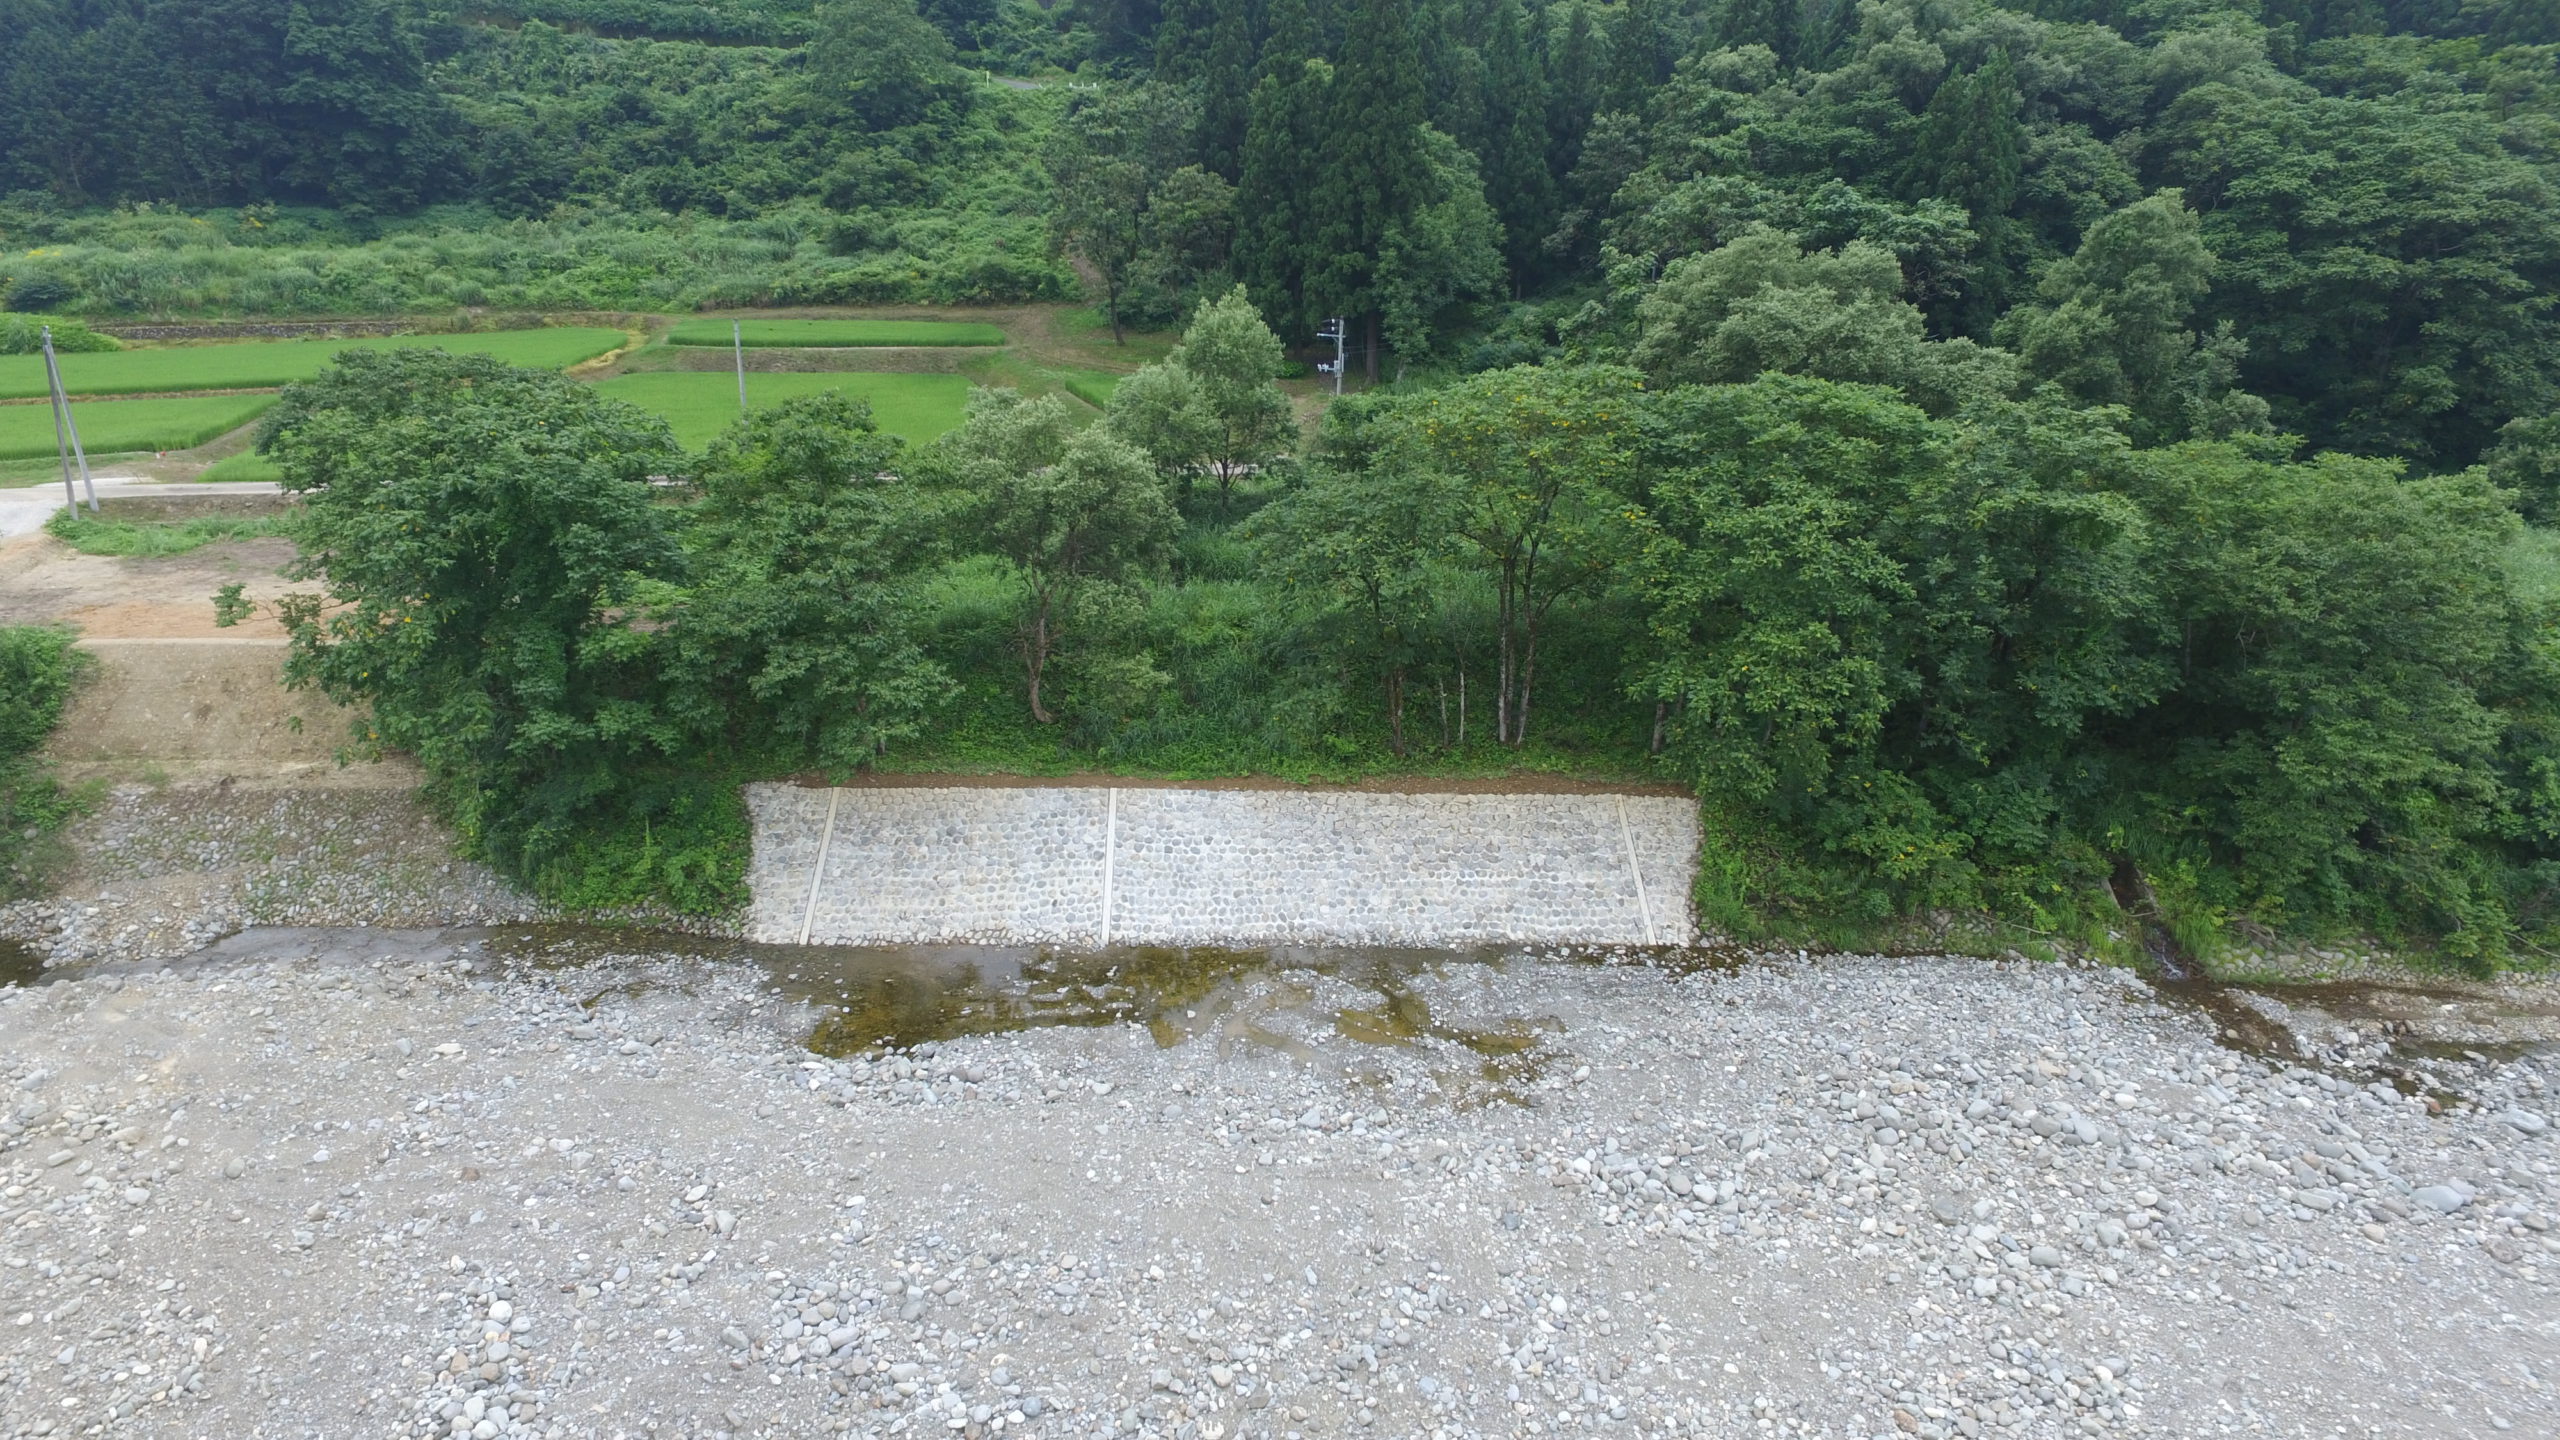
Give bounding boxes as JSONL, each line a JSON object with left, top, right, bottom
{"left": 744, "top": 783, "right": 1698, "bottom": 948}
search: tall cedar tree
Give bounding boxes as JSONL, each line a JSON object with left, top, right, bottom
{"left": 1544, "top": 4, "right": 1604, "bottom": 202}
{"left": 1903, "top": 50, "right": 2025, "bottom": 333}
{"left": 1154, "top": 0, "right": 1216, "bottom": 76}
{"left": 1418, "top": 0, "right": 1473, "bottom": 143}
{"left": 1311, "top": 0, "right": 1433, "bottom": 379}
{"left": 1198, "top": 0, "right": 1260, "bottom": 180}
{"left": 1088, "top": 0, "right": 1168, "bottom": 62}
{"left": 1236, "top": 0, "right": 1325, "bottom": 336}
{"left": 1705, "top": 0, "right": 1801, "bottom": 65}
{"left": 1607, "top": 0, "right": 1682, "bottom": 110}
{"left": 1481, "top": 0, "right": 1558, "bottom": 289}
{"left": 1798, "top": 0, "right": 1858, "bottom": 69}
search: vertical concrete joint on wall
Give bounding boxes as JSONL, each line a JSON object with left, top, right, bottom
{"left": 797, "top": 786, "right": 841, "bottom": 947}
{"left": 1617, "top": 793, "right": 1657, "bottom": 945}
{"left": 746, "top": 783, "right": 1699, "bottom": 946}
{"left": 1098, "top": 787, "right": 1118, "bottom": 949}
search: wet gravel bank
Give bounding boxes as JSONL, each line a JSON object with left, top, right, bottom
{"left": 0, "top": 935, "right": 2553, "bottom": 1440}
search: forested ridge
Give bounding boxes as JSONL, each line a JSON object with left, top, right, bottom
{"left": 15, "top": 0, "right": 2560, "bottom": 964}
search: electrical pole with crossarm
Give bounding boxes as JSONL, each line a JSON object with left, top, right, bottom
{"left": 1314, "top": 316, "right": 1345, "bottom": 397}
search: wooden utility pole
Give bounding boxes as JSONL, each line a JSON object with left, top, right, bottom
{"left": 734, "top": 320, "right": 748, "bottom": 415}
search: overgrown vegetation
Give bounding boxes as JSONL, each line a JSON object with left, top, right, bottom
{"left": 44, "top": 509, "right": 284, "bottom": 557}
{"left": 0, "top": 626, "right": 89, "bottom": 899}
{"left": 230, "top": 280, "right": 2560, "bottom": 970}
{"left": 0, "top": 316, "right": 116, "bottom": 354}
{"left": 218, "top": 349, "right": 749, "bottom": 914}
{"left": 666, "top": 318, "right": 1006, "bottom": 347}
{"left": 27, "top": 0, "right": 2557, "bottom": 962}
{"left": 0, "top": 0, "right": 1077, "bottom": 315}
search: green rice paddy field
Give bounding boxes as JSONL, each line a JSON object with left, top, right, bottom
{"left": 594, "top": 372, "right": 971, "bottom": 449}
{"left": 665, "top": 318, "right": 1004, "bottom": 347}
{"left": 0, "top": 394, "right": 278, "bottom": 460}
{"left": 0, "top": 327, "right": 627, "bottom": 400}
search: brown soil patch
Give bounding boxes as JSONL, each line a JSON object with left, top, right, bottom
{"left": 0, "top": 532, "right": 296, "bottom": 636}
{"left": 46, "top": 637, "right": 408, "bottom": 788}
{"left": 64, "top": 601, "right": 284, "bottom": 639}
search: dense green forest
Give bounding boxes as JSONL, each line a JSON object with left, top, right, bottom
{"left": 18, "top": 0, "right": 2560, "bottom": 964}
{"left": 5, "top": 0, "right": 2559, "bottom": 469}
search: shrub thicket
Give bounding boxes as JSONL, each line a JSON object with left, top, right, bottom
{"left": 0, "top": 626, "right": 88, "bottom": 899}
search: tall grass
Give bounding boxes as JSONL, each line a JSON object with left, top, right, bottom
{"left": 667, "top": 318, "right": 1005, "bottom": 347}
{"left": 0, "top": 625, "right": 90, "bottom": 898}
{"left": 2, "top": 204, "right": 1073, "bottom": 318}
{"left": 43, "top": 508, "right": 283, "bottom": 556}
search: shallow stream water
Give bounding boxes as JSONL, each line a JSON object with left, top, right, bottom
{"left": 5, "top": 923, "right": 2552, "bottom": 1097}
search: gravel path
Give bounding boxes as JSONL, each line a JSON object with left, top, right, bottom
{"left": 0, "top": 788, "right": 545, "bottom": 966}
{"left": 1, "top": 934, "right": 2554, "bottom": 1440}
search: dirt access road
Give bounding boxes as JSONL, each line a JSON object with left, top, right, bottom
{"left": 0, "top": 521, "right": 405, "bottom": 815}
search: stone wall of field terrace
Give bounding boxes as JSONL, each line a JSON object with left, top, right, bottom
{"left": 743, "top": 783, "right": 1699, "bottom": 948}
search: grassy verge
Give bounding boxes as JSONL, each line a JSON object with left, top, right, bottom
{"left": 0, "top": 453, "right": 148, "bottom": 487}
{"left": 1057, "top": 369, "right": 1123, "bottom": 409}
{"left": 0, "top": 394, "right": 279, "bottom": 461}
{"left": 0, "top": 626, "right": 92, "bottom": 900}
{"left": 666, "top": 318, "right": 1005, "bottom": 347}
{"left": 1051, "top": 307, "right": 1181, "bottom": 366}
{"left": 951, "top": 353, "right": 1125, "bottom": 416}
{"left": 200, "top": 451, "right": 285, "bottom": 482}
{"left": 0, "top": 327, "right": 628, "bottom": 400}
{"left": 592, "top": 371, "right": 971, "bottom": 449}
{"left": 44, "top": 507, "right": 284, "bottom": 556}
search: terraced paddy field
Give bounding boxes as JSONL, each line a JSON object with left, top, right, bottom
{"left": 665, "top": 317, "right": 1004, "bottom": 347}
{"left": 0, "top": 327, "right": 627, "bottom": 399}
{"left": 594, "top": 371, "right": 972, "bottom": 449}
{"left": 0, "top": 393, "right": 279, "bottom": 460}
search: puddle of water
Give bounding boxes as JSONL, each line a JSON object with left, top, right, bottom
{"left": 2147, "top": 977, "right": 2306, "bottom": 1061}
{"left": 0, "top": 922, "right": 1613, "bottom": 1105}
{"left": 0, "top": 940, "right": 44, "bottom": 988}
{"left": 2142, "top": 967, "right": 2560, "bottom": 1108}
{"left": 465, "top": 925, "right": 1574, "bottom": 1103}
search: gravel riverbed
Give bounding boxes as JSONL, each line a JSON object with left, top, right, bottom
{"left": 0, "top": 932, "right": 2554, "bottom": 1440}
